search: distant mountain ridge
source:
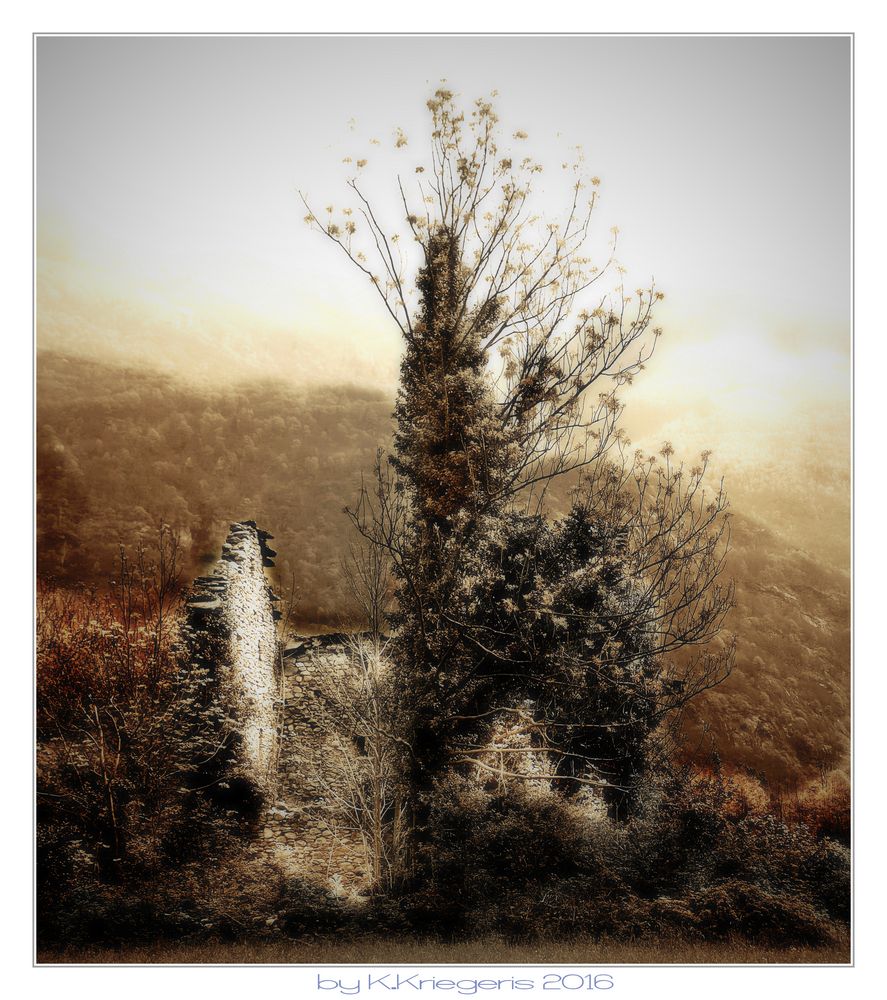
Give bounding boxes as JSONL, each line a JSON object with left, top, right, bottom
{"left": 36, "top": 351, "right": 849, "bottom": 783}
{"left": 682, "top": 510, "right": 849, "bottom": 782}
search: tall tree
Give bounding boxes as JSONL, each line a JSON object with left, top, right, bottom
{"left": 304, "top": 88, "right": 734, "bottom": 867}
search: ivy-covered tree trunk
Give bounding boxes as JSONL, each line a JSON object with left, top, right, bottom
{"left": 387, "top": 226, "right": 513, "bottom": 871}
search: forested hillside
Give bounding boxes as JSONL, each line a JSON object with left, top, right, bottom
{"left": 36, "top": 351, "right": 849, "bottom": 784}
{"left": 37, "top": 352, "right": 393, "bottom": 621}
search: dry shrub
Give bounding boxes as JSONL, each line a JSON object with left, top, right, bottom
{"left": 686, "top": 880, "right": 833, "bottom": 945}
{"left": 721, "top": 770, "right": 771, "bottom": 820}
{"left": 392, "top": 767, "right": 850, "bottom": 946}
{"left": 37, "top": 569, "right": 221, "bottom": 881}
{"left": 792, "top": 772, "right": 851, "bottom": 843}
{"left": 37, "top": 531, "right": 235, "bottom": 946}
{"left": 39, "top": 835, "right": 351, "bottom": 948}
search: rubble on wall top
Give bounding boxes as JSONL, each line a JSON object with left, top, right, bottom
{"left": 218, "top": 521, "right": 278, "bottom": 568}
{"left": 187, "top": 598, "right": 222, "bottom": 610}
{"left": 186, "top": 521, "right": 277, "bottom": 611}
{"left": 282, "top": 632, "right": 356, "bottom": 662}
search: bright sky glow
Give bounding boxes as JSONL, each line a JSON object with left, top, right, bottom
{"left": 36, "top": 35, "right": 851, "bottom": 489}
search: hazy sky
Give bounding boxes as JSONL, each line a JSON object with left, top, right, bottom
{"left": 36, "top": 35, "right": 851, "bottom": 475}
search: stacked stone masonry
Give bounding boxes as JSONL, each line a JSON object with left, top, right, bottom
{"left": 254, "top": 634, "right": 368, "bottom": 887}
{"left": 185, "top": 522, "right": 366, "bottom": 890}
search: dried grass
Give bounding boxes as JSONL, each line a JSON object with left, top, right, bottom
{"left": 39, "top": 931, "right": 850, "bottom": 966}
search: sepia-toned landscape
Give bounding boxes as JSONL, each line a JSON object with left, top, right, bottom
{"left": 35, "top": 37, "right": 851, "bottom": 964}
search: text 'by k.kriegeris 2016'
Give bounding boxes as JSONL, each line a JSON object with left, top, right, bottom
{"left": 316, "top": 974, "right": 616, "bottom": 995}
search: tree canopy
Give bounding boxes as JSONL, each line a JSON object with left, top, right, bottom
{"left": 305, "top": 88, "right": 735, "bottom": 862}
{"left": 306, "top": 88, "right": 732, "bottom": 864}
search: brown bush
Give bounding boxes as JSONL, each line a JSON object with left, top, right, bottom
{"left": 791, "top": 772, "right": 851, "bottom": 844}
{"left": 37, "top": 529, "right": 228, "bottom": 927}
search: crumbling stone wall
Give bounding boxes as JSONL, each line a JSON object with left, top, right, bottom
{"left": 185, "top": 521, "right": 283, "bottom": 795}
{"left": 186, "top": 523, "right": 367, "bottom": 889}
{"left": 253, "top": 634, "right": 369, "bottom": 888}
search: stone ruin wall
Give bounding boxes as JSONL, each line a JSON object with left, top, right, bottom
{"left": 186, "top": 521, "right": 282, "bottom": 792}
{"left": 185, "top": 522, "right": 368, "bottom": 890}
{"left": 184, "top": 521, "right": 609, "bottom": 891}
{"left": 254, "top": 634, "right": 369, "bottom": 888}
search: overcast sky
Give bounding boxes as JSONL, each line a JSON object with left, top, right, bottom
{"left": 36, "top": 35, "right": 851, "bottom": 472}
